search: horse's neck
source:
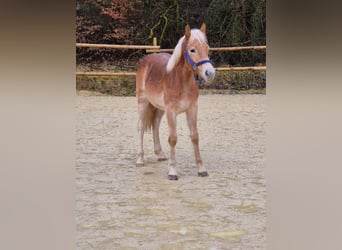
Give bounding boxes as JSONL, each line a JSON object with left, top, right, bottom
{"left": 174, "top": 58, "right": 195, "bottom": 85}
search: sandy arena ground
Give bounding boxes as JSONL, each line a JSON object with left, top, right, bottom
{"left": 76, "top": 93, "right": 266, "bottom": 249}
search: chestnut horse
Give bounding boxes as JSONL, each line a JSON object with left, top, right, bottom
{"left": 135, "top": 23, "right": 215, "bottom": 180}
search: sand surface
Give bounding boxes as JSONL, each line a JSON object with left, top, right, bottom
{"left": 76, "top": 94, "right": 266, "bottom": 249}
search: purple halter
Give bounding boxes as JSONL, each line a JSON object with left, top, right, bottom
{"left": 183, "top": 41, "right": 212, "bottom": 82}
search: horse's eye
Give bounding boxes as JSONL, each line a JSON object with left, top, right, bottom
{"left": 190, "top": 48, "right": 196, "bottom": 53}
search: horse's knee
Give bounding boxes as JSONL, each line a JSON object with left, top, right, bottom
{"left": 191, "top": 132, "right": 199, "bottom": 145}
{"left": 168, "top": 135, "right": 177, "bottom": 147}
{"left": 137, "top": 117, "right": 145, "bottom": 130}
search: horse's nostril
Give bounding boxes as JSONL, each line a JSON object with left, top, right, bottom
{"left": 205, "top": 70, "right": 214, "bottom": 78}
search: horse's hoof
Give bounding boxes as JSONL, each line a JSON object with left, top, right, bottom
{"left": 168, "top": 175, "right": 178, "bottom": 181}
{"left": 198, "top": 171, "right": 209, "bottom": 177}
{"left": 136, "top": 163, "right": 144, "bottom": 167}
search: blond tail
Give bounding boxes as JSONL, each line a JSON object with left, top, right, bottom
{"left": 144, "top": 103, "right": 156, "bottom": 132}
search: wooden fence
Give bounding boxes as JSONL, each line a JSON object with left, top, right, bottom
{"left": 76, "top": 42, "right": 266, "bottom": 77}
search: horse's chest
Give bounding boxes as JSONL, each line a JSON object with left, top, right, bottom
{"left": 175, "top": 95, "right": 194, "bottom": 113}
{"left": 164, "top": 85, "right": 198, "bottom": 113}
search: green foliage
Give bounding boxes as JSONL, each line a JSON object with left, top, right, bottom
{"left": 76, "top": 0, "right": 266, "bottom": 66}
{"left": 76, "top": 0, "right": 266, "bottom": 94}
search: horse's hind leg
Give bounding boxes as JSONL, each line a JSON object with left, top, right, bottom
{"left": 186, "top": 103, "right": 208, "bottom": 177}
{"left": 136, "top": 98, "right": 149, "bottom": 167}
{"left": 152, "top": 109, "right": 167, "bottom": 161}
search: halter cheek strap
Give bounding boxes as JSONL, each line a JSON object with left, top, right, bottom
{"left": 184, "top": 41, "right": 212, "bottom": 82}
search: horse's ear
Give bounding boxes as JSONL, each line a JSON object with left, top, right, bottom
{"left": 200, "top": 23, "right": 206, "bottom": 34}
{"left": 185, "top": 24, "right": 191, "bottom": 40}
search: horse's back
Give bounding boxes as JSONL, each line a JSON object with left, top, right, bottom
{"left": 139, "top": 53, "right": 171, "bottom": 65}
{"left": 136, "top": 53, "right": 171, "bottom": 93}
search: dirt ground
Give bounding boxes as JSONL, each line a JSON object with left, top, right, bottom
{"left": 76, "top": 93, "right": 266, "bottom": 249}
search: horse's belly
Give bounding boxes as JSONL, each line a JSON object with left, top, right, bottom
{"left": 147, "top": 94, "right": 166, "bottom": 111}
{"left": 148, "top": 96, "right": 191, "bottom": 113}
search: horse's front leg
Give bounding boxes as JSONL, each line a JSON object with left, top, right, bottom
{"left": 152, "top": 109, "right": 167, "bottom": 161}
{"left": 186, "top": 103, "right": 208, "bottom": 177}
{"left": 166, "top": 108, "right": 178, "bottom": 180}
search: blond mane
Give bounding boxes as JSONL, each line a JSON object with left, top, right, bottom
{"left": 166, "top": 29, "right": 208, "bottom": 72}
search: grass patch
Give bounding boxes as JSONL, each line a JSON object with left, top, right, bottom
{"left": 76, "top": 64, "right": 136, "bottom": 96}
{"left": 200, "top": 88, "right": 266, "bottom": 95}
{"left": 200, "top": 70, "right": 266, "bottom": 91}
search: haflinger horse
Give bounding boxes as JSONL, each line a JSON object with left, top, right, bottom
{"left": 135, "top": 23, "right": 215, "bottom": 180}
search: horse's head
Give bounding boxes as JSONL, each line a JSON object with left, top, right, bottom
{"left": 184, "top": 23, "right": 215, "bottom": 83}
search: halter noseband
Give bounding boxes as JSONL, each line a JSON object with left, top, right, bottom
{"left": 184, "top": 41, "right": 212, "bottom": 83}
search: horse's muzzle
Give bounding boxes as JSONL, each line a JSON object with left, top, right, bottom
{"left": 199, "top": 64, "right": 215, "bottom": 83}
{"left": 205, "top": 69, "right": 215, "bottom": 80}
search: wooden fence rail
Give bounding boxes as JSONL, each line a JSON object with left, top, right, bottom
{"left": 76, "top": 42, "right": 266, "bottom": 77}
{"left": 76, "top": 66, "right": 267, "bottom": 77}
{"left": 146, "top": 45, "right": 266, "bottom": 53}
{"left": 215, "top": 66, "right": 266, "bottom": 71}
{"left": 77, "top": 42, "right": 266, "bottom": 52}
{"left": 76, "top": 43, "right": 159, "bottom": 50}
{"left": 76, "top": 72, "right": 136, "bottom": 77}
